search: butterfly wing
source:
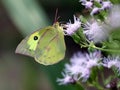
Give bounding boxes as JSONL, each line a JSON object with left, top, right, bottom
{"left": 15, "top": 23, "right": 66, "bottom": 65}
{"left": 15, "top": 29, "right": 46, "bottom": 57}
{"left": 35, "top": 24, "right": 66, "bottom": 65}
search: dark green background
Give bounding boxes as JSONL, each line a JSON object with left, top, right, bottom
{"left": 0, "top": 0, "right": 83, "bottom": 90}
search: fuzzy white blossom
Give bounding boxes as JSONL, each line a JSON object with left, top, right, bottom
{"left": 81, "top": 1, "right": 93, "bottom": 9}
{"left": 57, "top": 73, "right": 76, "bottom": 85}
{"left": 103, "top": 56, "right": 120, "bottom": 72}
{"left": 107, "top": 5, "right": 120, "bottom": 29}
{"left": 101, "top": 1, "right": 112, "bottom": 10}
{"left": 64, "top": 16, "right": 81, "bottom": 35}
{"left": 80, "top": 68, "right": 90, "bottom": 82}
{"left": 79, "top": 0, "right": 112, "bottom": 16}
{"left": 90, "top": 7, "right": 101, "bottom": 16}
{"left": 57, "top": 51, "right": 101, "bottom": 85}
{"left": 83, "top": 20, "right": 108, "bottom": 43}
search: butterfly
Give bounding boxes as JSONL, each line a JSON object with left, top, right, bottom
{"left": 15, "top": 22, "right": 66, "bottom": 65}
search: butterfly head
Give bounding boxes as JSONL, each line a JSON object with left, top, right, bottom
{"left": 53, "top": 22, "right": 64, "bottom": 32}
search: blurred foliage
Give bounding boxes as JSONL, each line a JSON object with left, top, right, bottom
{"left": 1, "top": 0, "right": 49, "bottom": 36}
{"left": 0, "top": 0, "right": 83, "bottom": 90}
{"left": 103, "top": 29, "right": 120, "bottom": 55}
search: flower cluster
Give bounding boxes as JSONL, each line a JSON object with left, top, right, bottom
{"left": 57, "top": 0, "right": 120, "bottom": 89}
{"left": 103, "top": 56, "right": 120, "bottom": 74}
{"left": 57, "top": 51, "right": 102, "bottom": 85}
{"left": 64, "top": 5, "right": 120, "bottom": 43}
{"left": 107, "top": 5, "right": 120, "bottom": 29}
{"left": 79, "top": 0, "right": 112, "bottom": 15}
{"left": 57, "top": 51, "right": 120, "bottom": 85}
{"left": 64, "top": 16, "right": 81, "bottom": 35}
{"left": 82, "top": 20, "right": 108, "bottom": 43}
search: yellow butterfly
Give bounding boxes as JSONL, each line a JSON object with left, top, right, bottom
{"left": 15, "top": 22, "right": 66, "bottom": 65}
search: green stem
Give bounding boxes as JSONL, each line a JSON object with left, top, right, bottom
{"left": 93, "top": 82, "right": 104, "bottom": 90}
{"left": 82, "top": 43, "right": 120, "bottom": 53}
{"left": 76, "top": 81, "right": 85, "bottom": 90}
{"left": 91, "top": 45, "right": 120, "bottom": 53}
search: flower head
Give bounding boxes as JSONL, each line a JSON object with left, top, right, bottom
{"left": 107, "top": 5, "right": 120, "bottom": 29}
{"left": 101, "top": 1, "right": 112, "bottom": 10}
{"left": 103, "top": 56, "right": 120, "bottom": 70}
{"left": 80, "top": 0, "right": 93, "bottom": 9}
{"left": 57, "top": 72, "right": 76, "bottom": 85}
{"left": 90, "top": 7, "right": 101, "bottom": 16}
{"left": 83, "top": 20, "right": 108, "bottom": 43}
{"left": 64, "top": 16, "right": 81, "bottom": 35}
{"left": 79, "top": 0, "right": 112, "bottom": 16}
{"left": 57, "top": 73, "right": 74, "bottom": 85}
{"left": 57, "top": 50, "right": 102, "bottom": 84}
{"left": 102, "top": 56, "right": 120, "bottom": 75}
{"left": 85, "top": 50, "right": 101, "bottom": 68}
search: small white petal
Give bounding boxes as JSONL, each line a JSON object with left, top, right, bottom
{"left": 90, "top": 7, "right": 101, "bottom": 16}
{"left": 85, "top": 51, "right": 101, "bottom": 68}
{"left": 57, "top": 73, "right": 75, "bottom": 85}
{"left": 82, "top": 1, "right": 93, "bottom": 9}
{"left": 64, "top": 16, "right": 81, "bottom": 35}
{"left": 107, "top": 5, "right": 120, "bottom": 29}
{"left": 106, "top": 84, "right": 111, "bottom": 88}
{"left": 70, "top": 52, "right": 87, "bottom": 65}
{"left": 101, "top": 1, "right": 112, "bottom": 10}
{"left": 103, "top": 56, "right": 120, "bottom": 72}
{"left": 80, "top": 68, "right": 91, "bottom": 82}
{"left": 79, "top": 0, "right": 86, "bottom": 3}
{"left": 83, "top": 20, "right": 108, "bottom": 43}
{"left": 65, "top": 64, "right": 82, "bottom": 75}
{"left": 61, "top": 51, "right": 101, "bottom": 82}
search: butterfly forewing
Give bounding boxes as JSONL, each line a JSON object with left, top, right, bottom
{"left": 15, "top": 22, "right": 66, "bottom": 65}
{"left": 15, "top": 29, "right": 47, "bottom": 57}
{"left": 35, "top": 25, "right": 66, "bottom": 65}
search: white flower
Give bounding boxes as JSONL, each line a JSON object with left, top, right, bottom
{"left": 80, "top": 68, "right": 90, "bottom": 82}
{"left": 106, "top": 84, "right": 111, "bottom": 88}
{"left": 107, "top": 5, "right": 120, "bottom": 29}
{"left": 103, "top": 56, "right": 120, "bottom": 75}
{"left": 85, "top": 50, "right": 101, "bottom": 68}
{"left": 65, "top": 63, "right": 83, "bottom": 75}
{"left": 70, "top": 52, "right": 87, "bottom": 66}
{"left": 58, "top": 51, "right": 102, "bottom": 84}
{"left": 103, "top": 56, "right": 120, "bottom": 70}
{"left": 57, "top": 72, "right": 77, "bottom": 85}
{"left": 83, "top": 20, "right": 108, "bottom": 43}
{"left": 90, "top": 7, "right": 101, "bottom": 16}
{"left": 79, "top": 0, "right": 112, "bottom": 16}
{"left": 64, "top": 16, "right": 81, "bottom": 35}
{"left": 79, "top": 0, "right": 87, "bottom": 3}
{"left": 81, "top": 1, "right": 93, "bottom": 9}
{"left": 101, "top": 1, "right": 112, "bottom": 10}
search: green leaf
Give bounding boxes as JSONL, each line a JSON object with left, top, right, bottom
{"left": 104, "top": 76, "right": 113, "bottom": 86}
{"left": 91, "top": 67, "right": 98, "bottom": 80}
{"left": 75, "top": 82, "right": 85, "bottom": 90}
{"left": 117, "top": 80, "right": 120, "bottom": 88}
{"left": 71, "top": 27, "right": 87, "bottom": 46}
{"left": 1, "top": 0, "right": 49, "bottom": 36}
{"left": 110, "top": 0, "right": 120, "bottom": 4}
{"left": 103, "top": 29, "right": 120, "bottom": 55}
{"left": 94, "top": 1, "right": 102, "bottom": 8}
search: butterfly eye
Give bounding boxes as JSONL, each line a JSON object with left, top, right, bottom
{"left": 34, "top": 36, "right": 38, "bottom": 40}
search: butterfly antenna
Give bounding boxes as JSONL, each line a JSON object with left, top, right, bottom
{"left": 54, "top": 8, "right": 60, "bottom": 23}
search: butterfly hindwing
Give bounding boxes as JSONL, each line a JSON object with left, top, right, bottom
{"left": 15, "top": 22, "right": 66, "bottom": 65}
{"left": 15, "top": 29, "right": 47, "bottom": 57}
{"left": 35, "top": 24, "right": 66, "bottom": 65}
